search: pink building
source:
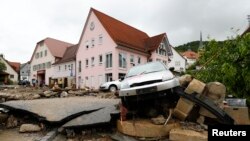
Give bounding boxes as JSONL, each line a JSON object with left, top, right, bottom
{"left": 76, "top": 8, "right": 173, "bottom": 89}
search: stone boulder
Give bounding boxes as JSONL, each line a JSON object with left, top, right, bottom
{"left": 151, "top": 115, "right": 166, "bottom": 125}
{"left": 60, "top": 91, "right": 68, "bottom": 98}
{"left": 19, "top": 124, "right": 41, "bottom": 133}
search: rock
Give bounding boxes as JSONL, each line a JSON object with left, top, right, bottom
{"left": 6, "top": 115, "right": 18, "bottom": 128}
{"left": 184, "top": 79, "right": 206, "bottom": 95}
{"left": 0, "top": 113, "right": 8, "bottom": 123}
{"left": 169, "top": 128, "right": 207, "bottom": 141}
{"left": 32, "top": 94, "right": 41, "bottom": 99}
{"left": 19, "top": 124, "right": 41, "bottom": 133}
{"left": 151, "top": 115, "right": 166, "bottom": 125}
{"left": 179, "top": 74, "right": 193, "bottom": 87}
{"left": 60, "top": 91, "right": 68, "bottom": 98}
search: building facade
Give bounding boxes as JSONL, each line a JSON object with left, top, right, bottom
{"left": 76, "top": 8, "right": 173, "bottom": 89}
{"left": 20, "top": 62, "right": 30, "bottom": 81}
{"left": 168, "top": 46, "right": 186, "bottom": 72}
{"left": 29, "top": 38, "right": 73, "bottom": 86}
{"left": 0, "top": 55, "right": 19, "bottom": 83}
{"left": 52, "top": 44, "right": 78, "bottom": 88}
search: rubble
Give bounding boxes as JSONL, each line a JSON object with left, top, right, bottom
{"left": 151, "top": 115, "right": 166, "bottom": 125}
{"left": 6, "top": 115, "right": 18, "bottom": 128}
{"left": 0, "top": 113, "right": 8, "bottom": 123}
{"left": 19, "top": 124, "right": 41, "bottom": 133}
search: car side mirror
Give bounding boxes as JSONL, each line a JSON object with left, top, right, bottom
{"left": 169, "top": 67, "right": 175, "bottom": 72}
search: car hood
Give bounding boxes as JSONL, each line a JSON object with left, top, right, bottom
{"left": 122, "top": 70, "right": 174, "bottom": 87}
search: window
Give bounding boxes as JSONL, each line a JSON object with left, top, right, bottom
{"left": 106, "top": 53, "right": 112, "bottom": 68}
{"left": 40, "top": 52, "right": 43, "bottom": 57}
{"left": 68, "top": 65, "right": 70, "bottom": 70}
{"left": 138, "top": 57, "right": 141, "bottom": 64}
{"left": 130, "top": 55, "right": 134, "bottom": 63}
{"left": 158, "top": 43, "right": 167, "bottom": 56}
{"left": 33, "top": 65, "right": 36, "bottom": 71}
{"left": 71, "top": 64, "right": 73, "bottom": 70}
{"left": 38, "top": 64, "right": 41, "bottom": 70}
{"left": 65, "top": 65, "right": 67, "bottom": 70}
{"left": 91, "top": 57, "right": 95, "bottom": 66}
{"left": 36, "top": 53, "right": 39, "bottom": 59}
{"left": 105, "top": 73, "right": 112, "bottom": 82}
{"left": 99, "top": 55, "right": 103, "bottom": 64}
{"left": 156, "top": 58, "right": 161, "bottom": 62}
{"left": 46, "top": 62, "right": 51, "bottom": 68}
{"left": 85, "top": 40, "right": 89, "bottom": 49}
{"left": 42, "top": 63, "right": 45, "bottom": 69}
{"left": 119, "top": 53, "right": 127, "bottom": 68}
{"left": 44, "top": 50, "right": 47, "bottom": 56}
{"left": 85, "top": 59, "right": 89, "bottom": 67}
{"left": 91, "top": 38, "right": 95, "bottom": 47}
{"left": 175, "top": 61, "right": 180, "bottom": 66}
{"left": 58, "top": 66, "right": 61, "bottom": 71}
{"left": 98, "top": 35, "right": 103, "bottom": 44}
{"left": 10, "top": 75, "right": 14, "bottom": 78}
{"left": 78, "top": 61, "right": 81, "bottom": 72}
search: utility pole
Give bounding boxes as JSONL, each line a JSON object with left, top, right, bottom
{"left": 248, "top": 15, "right": 250, "bottom": 26}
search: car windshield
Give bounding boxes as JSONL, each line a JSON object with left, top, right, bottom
{"left": 126, "top": 62, "right": 167, "bottom": 78}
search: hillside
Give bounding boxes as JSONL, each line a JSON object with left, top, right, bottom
{"left": 174, "top": 41, "right": 209, "bottom": 52}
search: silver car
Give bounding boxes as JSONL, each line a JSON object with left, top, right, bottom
{"left": 119, "top": 62, "right": 179, "bottom": 97}
{"left": 99, "top": 80, "right": 121, "bottom": 92}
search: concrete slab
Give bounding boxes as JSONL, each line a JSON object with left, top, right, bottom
{"left": 0, "top": 97, "right": 120, "bottom": 123}
{"left": 63, "top": 105, "right": 119, "bottom": 128}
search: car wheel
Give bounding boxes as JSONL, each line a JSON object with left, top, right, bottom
{"left": 109, "top": 85, "right": 117, "bottom": 92}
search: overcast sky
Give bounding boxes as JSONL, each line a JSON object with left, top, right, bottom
{"left": 0, "top": 0, "right": 249, "bottom": 63}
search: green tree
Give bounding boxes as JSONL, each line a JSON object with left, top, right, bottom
{"left": 0, "top": 61, "right": 6, "bottom": 72}
{"left": 191, "top": 33, "right": 250, "bottom": 105}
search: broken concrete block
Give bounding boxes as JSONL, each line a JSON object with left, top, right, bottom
{"left": 19, "top": 124, "right": 41, "bottom": 133}
{"left": 224, "top": 106, "right": 250, "bottom": 125}
{"left": 151, "top": 115, "right": 165, "bottom": 125}
{"left": 32, "top": 94, "right": 41, "bottom": 99}
{"left": 199, "top": 82, "right": 226, "bottom": 119}
{"left": 173, "top": 98, "right": 194, "bottom": 120}
{"left": 169, "top": 128, "right": 207, "bottom": 141}
{"left": 117, "top": 119, "right": 179, "bottom": 138}
{"left": 6, "top": 115, "right": 18, "bottom": 128}
{"left": 179, "top": 74, "right": 193, "bottom": 87}
{"left": 184, "top": 79, "right": 206, "bottom": 95}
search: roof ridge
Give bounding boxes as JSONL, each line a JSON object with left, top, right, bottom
{"left": 91, "top": 8, "right": 149, "bottom": 37}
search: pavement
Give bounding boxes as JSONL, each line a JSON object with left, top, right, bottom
{"left": 0, "top": 97, "right": 120, "bottom": 123}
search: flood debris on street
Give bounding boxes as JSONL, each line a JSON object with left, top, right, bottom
{"left": 0, "top": 74, "right": 249, "bottom": 141}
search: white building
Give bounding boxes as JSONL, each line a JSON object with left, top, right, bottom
{"left": 168, "top": 46, "right": 186, "bottom": 72}
{"left": 52, "top": 44, "right": 78, "bottom": 88}
{"left": 29, "top": 37, "right": 73, "bottom": 86}
{"left": 0, "top": 55, "right": 19, "bottom": 83}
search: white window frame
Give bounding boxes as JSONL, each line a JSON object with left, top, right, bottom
{"left": 105, "top": 53, "right": 112, "bottom": 68}
{"left": 119, "top": 53, "right": 127, "bottom": 68}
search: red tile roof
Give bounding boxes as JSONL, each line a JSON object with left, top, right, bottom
{"left": 54, "top": 44, "right": 78, "bottom": 64}
{"left": 182, "top": 50, "right": 198, "bottom": 59}
{"left": 92, "top": 8, "right": 149, "bottom": 52}
{"left": 8, "top": 61, "right": 21, "bottom": 72}
{"left": 145, "top": 33, "right": 165, "bottom": 51}
{"left": 30, "top": 37, "right": 73, "bottom": 61}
